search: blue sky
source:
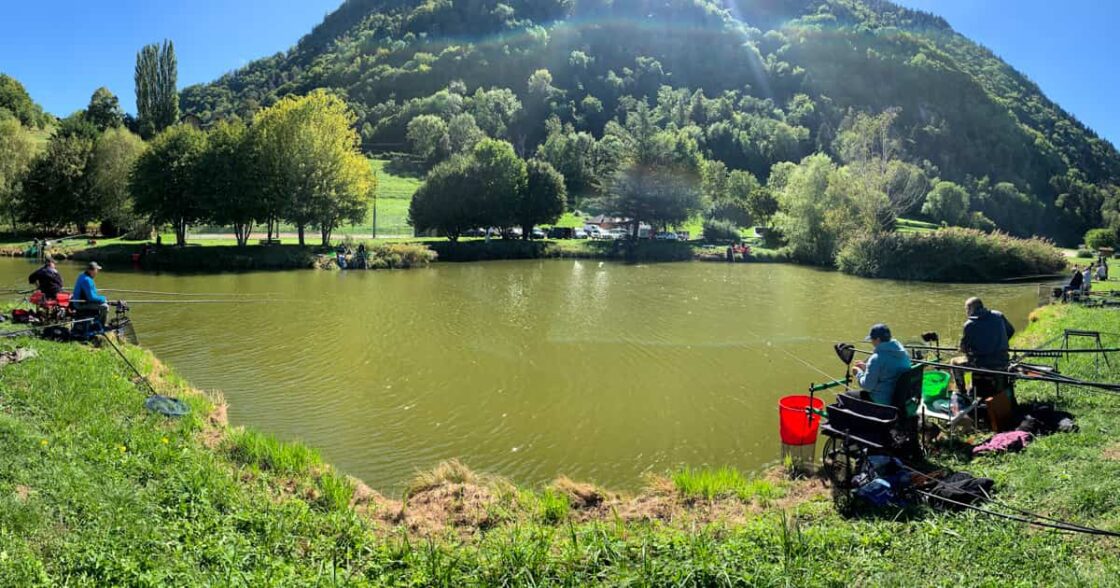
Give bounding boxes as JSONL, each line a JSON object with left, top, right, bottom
{"left": 1, "top": 0, "right": 1117, "bottom": 146}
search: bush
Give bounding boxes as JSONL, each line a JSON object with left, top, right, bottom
{"left": 836, "top": 227, "right": 1067, "bottom": 282}
{"left": 702, "top": 219, "right": 742, "bottom": 242}
{"left": 1084, "top": 228, "right": 1116, "bottom": 251}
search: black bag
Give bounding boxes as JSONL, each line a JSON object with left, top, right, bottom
{"left": 928, "top": 472, "right": 995, "bottom": 510}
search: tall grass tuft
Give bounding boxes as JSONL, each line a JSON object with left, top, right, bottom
{"left": 671, "top": 467, "right": 782, "bottom": 502}
{"left": 315, "top": 472, "right": 356, "bottom": 512}
{"left": 223, "top": 429, "right": 321, "bottom": 475}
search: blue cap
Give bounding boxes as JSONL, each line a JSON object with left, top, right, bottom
{"left": 864, "top": 323, "right": 891, "bottom": 342}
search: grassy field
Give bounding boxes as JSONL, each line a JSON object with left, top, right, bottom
{"left": 4, "top": 269, "right": 1120, "bottom": 583}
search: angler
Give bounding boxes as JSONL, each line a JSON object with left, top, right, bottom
{"left": 28, "top": 256, "right": 64, "bottom": 300}
{"left": 950, "top": 297, "right": 1015, "bottom": 396}
{"left": 71, "top": 262, "right": 114, "bottom": 327}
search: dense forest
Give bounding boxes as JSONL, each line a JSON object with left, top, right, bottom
{"left": 178, "top": 0, "right": 1120, "bottom": 244}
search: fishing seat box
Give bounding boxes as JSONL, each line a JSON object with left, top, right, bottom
{"left": 821, "top": 395, "right": 898, "bottom": 450}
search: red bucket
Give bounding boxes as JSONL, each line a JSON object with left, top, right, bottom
{"left": 778, "top": 395, "right": 824, "bottom": 446}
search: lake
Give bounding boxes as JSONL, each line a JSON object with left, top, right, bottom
{"left": 2, "top": 257, "right": 1042, "bottom": 493}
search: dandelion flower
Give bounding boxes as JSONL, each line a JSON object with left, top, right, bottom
{"left": 161, "top": 437, "right": 169, "bottom": 444}
{"left": 40, "top": 439, "right": 48, "bottom": 447}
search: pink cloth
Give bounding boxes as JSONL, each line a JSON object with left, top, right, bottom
{"left": 973, "top": 431, "right": 1033, "bottom": 455}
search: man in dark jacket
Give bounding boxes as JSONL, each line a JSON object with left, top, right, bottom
{"left": 28, "top": 257, "right": 64, "bottom": 300}
{"left": 950, "top": 297, "right": 1015, "bottom": 393}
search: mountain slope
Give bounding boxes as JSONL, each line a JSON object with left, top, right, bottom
{"left": 181, "top": 0, "right": 1120, "bottom": 242}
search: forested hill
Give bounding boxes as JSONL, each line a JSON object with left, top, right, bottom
{"left": 181, "top": 0, "right": 1120, "bottom": 242}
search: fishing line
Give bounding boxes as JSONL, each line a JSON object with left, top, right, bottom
{"left": 739, "top": 324, "right": 848, "bottom": 387}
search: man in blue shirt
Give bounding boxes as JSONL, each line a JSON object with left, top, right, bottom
{"left": 72, "top": 262, "right": 109, "bottom": 325}
{"left": 850, "top": 323, "right": 912, "bottom": 406}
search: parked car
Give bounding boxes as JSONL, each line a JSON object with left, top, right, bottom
{"left": 654, "top": 231, "right": 679, "bottom": 241}
{"left": 609, "top": 228, "right": 628, "bottom": 240}
{"left": 531, "top": 227, "right": 547, "bottom": 239}
{"left": 464, "top": 227, "right": 486, "bottom": 237}
{"left": 585, "top": 225, "right": 606, "bottom": 239}
{"left": 573, "top": 228, "right": 588, "bottom": 239}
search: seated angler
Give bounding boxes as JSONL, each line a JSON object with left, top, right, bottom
{"left": 950, "top": 297, "right": 1015, "bottom": 394}
{"left": 71, "top": 262, "right": 110, "bottom": 325}
{"left": 28, "top": 256, "right": 64, "bottom": 300}
{"left": 849, "top": 323, "right": 912, "bottom": 406}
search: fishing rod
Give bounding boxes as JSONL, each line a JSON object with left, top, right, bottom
{"left": 99, "top": 289, "right": 266, "bottom": 297}
{"left": 904, "top": 342, "right": 1120, "bottom": 355}
{"left": 0, "top": 317, "right": 96, "bottom": 339}
{"left": 845, "top": 345, "right": 1120, "bottom": 393}
{"left": 124, "top": 299, "right": 280, "bottom": 304}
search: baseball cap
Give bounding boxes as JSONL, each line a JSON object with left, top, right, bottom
{"left": 864, "top": 323, "right": 892, "bottom": 342}
{"left": 87, "top": 261, "right": 102, "bottom": 271}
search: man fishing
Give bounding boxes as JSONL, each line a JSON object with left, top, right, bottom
{"left": 71, "top": 261, "right": 110, "bottom": 325}
{"left": 28, "top": 257, "right": 64, "bottom": 300}
{"left": 950, "top": 297, "right": 1015, "bottom": 393}
{"left": 849, "top": 323, "right": 911, "bottom": 405}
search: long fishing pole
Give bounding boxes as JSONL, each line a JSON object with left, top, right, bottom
{"left": 124, "top": 299, "right": 280, "bottom": 304}
{"left": 847, "top": 346, "right": 1120, "bottom": 392}
{"left": 0, "top": 317, "right": 96, "bottom": 339}
{"left": 99, "top": 289, "right": 266, "bottom": 297}
{"left": 905, "top": 343, "right": 1120, "bottom": 355}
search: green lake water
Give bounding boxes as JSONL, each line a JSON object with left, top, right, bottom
{"left": 1, "top": 257, "right": 1044, "bottom": 493}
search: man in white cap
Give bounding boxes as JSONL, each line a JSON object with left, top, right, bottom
{"left": 71, "top": 261, "right": 109, "bottom": 325}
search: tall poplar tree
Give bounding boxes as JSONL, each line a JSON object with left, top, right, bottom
{"left": 135, "top": 40, "right": 179, "bottom": 139}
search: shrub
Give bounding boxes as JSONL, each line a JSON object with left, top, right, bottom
{"left": 702, "top": 219, "right": 742, "bottom": 242}
{"left": 836, "top": 227, "right": 1066, "bottom": 282}
{"left": 1084, "top": 228, "right": 1116, "bottom": 251}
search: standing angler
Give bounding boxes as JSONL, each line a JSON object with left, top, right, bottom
{"left": 950, "top": 297, "right": 1015, "bottom": 394}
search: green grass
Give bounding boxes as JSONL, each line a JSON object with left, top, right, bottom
{"left": 672, "top": 467, "right": 783, "bottom": 503}
{"left": 5, "top": 301, "right": 1120, "bottom": 583}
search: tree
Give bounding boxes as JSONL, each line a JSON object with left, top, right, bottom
{"left": 0, "top": 114, "right": 39, "bottom": 232}
{"left": 0, "top": 74, "right": 51, "bottom": 128}
{"left": 772, "top": 153, "right": 846, "bottom": 264}
{"left": 407, "top": 114, "right": 449, "bottom": 164}
{"left": 248, "top": 90, "right": 373, "bottom": 246}
{"left": 20, "top": 134, "right": 94, "bottom": 232}
{"left": 447, "top": 113, "right": 485, "bottom": 155}
{"left": 409, "top": 155, "right": 476, "bottom": 241}
{"left": 135, "top": 40, "right": 179, "bottom": 139}
{"left": 131, "top": 125, "right": 208, "bottom": 246}
{"left": 468, "top": 139, "right": 526, "bottom": 229}
{"left": 88, "top": 127, "right": 146, "bottom": 236}
{"left": 196, "top": 121, "right": 258, "bottom": 246}
{"left": 922, "top": 181, "right": 971, "bottom": 226}
{"left": 85, "top": 87, "right": 124, "bottom": 131}
{"left": 599, "top": 102, "right": 704, "bottom": 237}
{"left": 516, "top": 159, "right": 566, "bottom": 238}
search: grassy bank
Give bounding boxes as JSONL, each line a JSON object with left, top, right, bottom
{"left": 4, "top": 292, "right": 1120, "bottom": 583}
